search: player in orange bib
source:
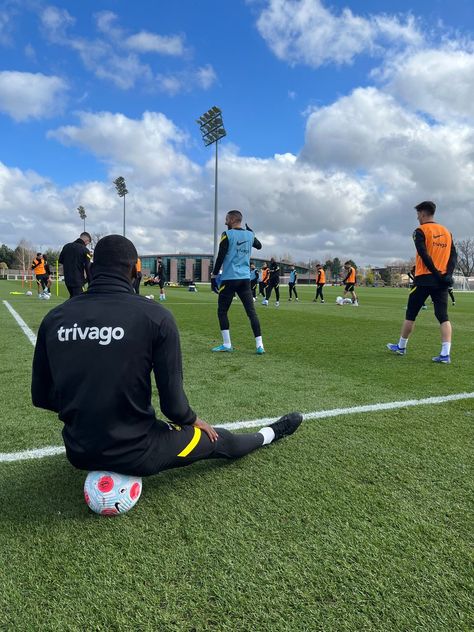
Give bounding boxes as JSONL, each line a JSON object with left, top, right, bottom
{"left": 387, "top": 201, "right": 457, "bottom": 363}
{"left": 313, "top": 264, "right": 326, "bottom": 303}
{"left": 342, "top": 262, "right": 358, "bottom": 306}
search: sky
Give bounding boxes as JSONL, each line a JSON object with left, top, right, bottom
{"left": 0, "top": 0, "right": 473, "bottom": 266}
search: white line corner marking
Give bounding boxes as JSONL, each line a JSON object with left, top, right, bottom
{"left": 3, "top": 300, "right": 37, "bottom": 346}
{"left": 1, "top": 392, "right": 473, "bottom": 464}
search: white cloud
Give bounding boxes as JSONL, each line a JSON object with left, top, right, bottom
{"left": 49, "top": 111, "right": 200, "bottom": 185}
{"left": 126, "top": 31, "right": 186, "bottom": 56}
{"left": 378, "top": 47, "right": 474, "bottom": 122}
{"left": 39, "top": 6, "right": 209, "bottom": 93}
{"left": 255, "top": 0, "right": 422, "bottom": 67}
{"left": 0, "top": 71, "right": 67, "bottom": 121}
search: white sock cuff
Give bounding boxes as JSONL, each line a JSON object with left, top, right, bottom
{"left": 259, "top": 427, "right": 275, "bottom": 446}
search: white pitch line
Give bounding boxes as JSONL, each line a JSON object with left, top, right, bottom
{"left": 1, "top": 391, "right": 473, "bottom": 463}
{"left": 2, "top": 300, "right": 37, "bottom": 346}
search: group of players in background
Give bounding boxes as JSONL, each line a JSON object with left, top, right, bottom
{"left": 247, "top": 258, "right": 358, "bottom": 307}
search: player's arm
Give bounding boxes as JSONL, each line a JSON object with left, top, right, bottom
{"left": 413, "top": 229, "right": 441, "bottom": 278}
{"left": 152, "top": 312, "right": 197, "bottom": 426}
{"left": 211, "top": 232, "right": 228, "bottom": 276}
{"left": 446, "top": 237, "right": 458, "bottom": 276}
{"left": 252, "top": 236, "right": 262, "bottom": 250}
{"left": 31, "top": 321, "right": 59, "bottom": 413}
{"left": 31, "top": 259, "right": 39, "bottom": 270}
{"left": 83, "top": 248, "right": 91, "bottom": 283}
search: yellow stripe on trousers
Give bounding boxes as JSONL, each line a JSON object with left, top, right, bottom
{"left": 409, "top": 287, "right": 417, "bottom": 294}
{"left": 177, "top": 427, "right": 202, "bottom": 457}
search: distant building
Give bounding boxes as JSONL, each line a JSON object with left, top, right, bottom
{"left": 139, "top": 254, "right": 310, "bottom": 284}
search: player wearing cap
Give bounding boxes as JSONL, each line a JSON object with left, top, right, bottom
{"left": 210, "top": 210, "right": 265, "bottom": 354}
{"left": 387, "top": 201, "right": 457, "bottom": 363}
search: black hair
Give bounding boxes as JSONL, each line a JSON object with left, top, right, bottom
{"left": 227, "top": 210, "right": 242, "bottom": 221}
{"left": 415, "top": 201, "right": 436, "bottom": 214}
{"left": 93, "top": 235, "right": 138, "bottom": 275}
{"left": 80, "top": 232, "right": 92, "bottom": 241}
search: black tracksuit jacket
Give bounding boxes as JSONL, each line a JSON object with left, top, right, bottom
{"left": 31, "top": 271, "right": 196, "bottom": 472}
{"left": 58, "top": 238, "right": 91, "bottom": 288}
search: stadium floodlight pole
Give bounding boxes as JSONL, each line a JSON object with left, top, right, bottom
{"left": 77, "top": 205, "right": 87, "bottom": 233}
{"left": 196, "top": 106, "right": 227, "bottom": 263}
{"left": 114, "top": 176, "right": 129, "bottom": 237}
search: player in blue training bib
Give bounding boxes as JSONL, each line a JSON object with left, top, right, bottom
{"left": 210, "top": 210, "right": 265, "bottom": 354}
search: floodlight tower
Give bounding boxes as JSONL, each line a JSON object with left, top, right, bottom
{"left": 196, "top": 106, "right": 227, "bottom": 263}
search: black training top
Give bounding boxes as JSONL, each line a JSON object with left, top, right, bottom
{"left": 58, "top": 238, "right": 91, "bottom": 287}
{"left": 31, "top": 272, "right": 196, "bottom": 472}
{"left": 268, "top": 261, "right": 280, "bottom": 281}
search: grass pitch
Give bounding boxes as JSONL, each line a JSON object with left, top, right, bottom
{"left": 0, "top": 280, "right": 473, "bottom": 631}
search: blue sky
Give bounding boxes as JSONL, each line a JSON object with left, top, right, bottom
{"left": 0, "top": 0, "right": 473, "bottom": 265}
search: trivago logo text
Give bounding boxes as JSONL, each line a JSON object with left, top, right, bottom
{"left": 57, "top": 324, "right": 125, "bottom": 346}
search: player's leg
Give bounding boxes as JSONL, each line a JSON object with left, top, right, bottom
{"left": 431, "top": 288, "right": 451, "bottom": 363}
{"left": 213, "top": 282, "right": 235, "bottom": 351}
{"left": 293, "top": 285, "right": 298, "bottom": 300}
{"left": 159, "top": 280, "right": 166, "bottom": 300}
{"left": 288, "top": 282, "right": 293, "bottom": 300}
{"left": 275, "top": 283, "right": 280, "bottom": 305}
{"left": 448, "top": 288, "right": 455, "bottom": 305}
{"left": 320, "top": 284, "right": 324, "bottom": 302}
{"left": 136, "top": 413, "right": 303, "bottom": 475}
{"left": 387, "top": 286, "right": 429, "bottom": 355}
{"left": 236, "top": 281, "right": 264, "bottom": 353}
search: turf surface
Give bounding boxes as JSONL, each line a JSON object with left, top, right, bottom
{"left": 0, "top": 280, "right": 473, "bottom": 631}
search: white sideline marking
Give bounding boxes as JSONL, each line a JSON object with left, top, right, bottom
{"left": 2, "top": 300, "right": 37, "bottom": 346}
{"left": 1, "top": 391, "right": 473, "bottom": 463}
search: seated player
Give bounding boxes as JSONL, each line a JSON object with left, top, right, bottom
{"left": 32, "top": 235, "right": 302, "bottom": 478}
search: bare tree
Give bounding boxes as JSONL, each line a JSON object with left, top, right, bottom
{"left": 455, "top": 239, "right": 474, "bottom": 276}
{"left": 90, "top": 232, "right": 106, "bottom": 249}
{"left": 14, "top": 239, "right": 36, "bottom": 272}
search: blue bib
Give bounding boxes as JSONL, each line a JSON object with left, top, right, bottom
{"left": 289, "top": 270, "right": 297, "bottom": 283}
{"left": 221, "top": 229, "right": 254, "bottom": 281}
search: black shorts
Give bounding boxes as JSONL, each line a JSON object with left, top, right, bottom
{"left": 344, "top": 283, "right": 355, "bottom": 293}
{"left": 159, "top": 279, "right": 165, "bottom": 289}
{"left": 406, "top": 285, "right": 449, "bottom": 323}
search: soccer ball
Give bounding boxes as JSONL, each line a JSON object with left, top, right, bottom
{"left": 26, "top": 291, "right": 32, "bottom": 296}
{"left": 84, "top": 471, "right": 142, "bottom": 516}
{"left": 145, "top": 294, "right": 154, "bottom": 300}
{"left": 336, "top": 296, "right": 344, "bottom": 305}
{"left": 343, "top": 298, "right": 352, "bottom": 304}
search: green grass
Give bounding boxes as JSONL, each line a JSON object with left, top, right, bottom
{"left": 0, "top": 280, "right": 473, "bottom": 631}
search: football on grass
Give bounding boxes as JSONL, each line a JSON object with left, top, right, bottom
{"left": 84, "top": 471, "right": 142, "bottom": 516}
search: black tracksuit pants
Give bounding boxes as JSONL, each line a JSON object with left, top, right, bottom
{"left": 130, "top": 422, "right": 265, "bottom": 476}
{"left": 218, "top": 279, "right": 261, "bottom": 337}
{"left": 315, "top": 284, "right": 324, "bottom": 301}
{"left": 265, "top": 279, "right": 280, "bottom": 301}
{"left": 288, "top": 282, "right": 298, "bottom": 299}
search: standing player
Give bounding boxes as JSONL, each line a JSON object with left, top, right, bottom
{"left": 59, "top": 232, "right": 91, "bottom": 298}
{"left": 387, "top": 201, "right": 457, "bottom": 363}
{"left": 210, "top": 210, "right": 265, "bottom": 354}
{"left": 262, "top": 257, "right": 280, "bottom": 307}
{"left": 313, "top": 264, "right": 325, "bottom": 303}
{"left": 342, "top": 261, "right": 358, "bottom": 306}
{"left": 288, "top": 266, "right": 298, "bottom": 301}
{"left": 157, "top": 257, "right": 167, "bottom": 301}
{"left": 259, "top": 263, "right": 269, "bottom": 297}
{"left": 133, "top": 257, "right": 142, "bottom": 294}
{"left": 250, "top": 263, "right": 259, "bottom": 301}
{"left": 31, "top": 253, "right": 48, "bottom": 297}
